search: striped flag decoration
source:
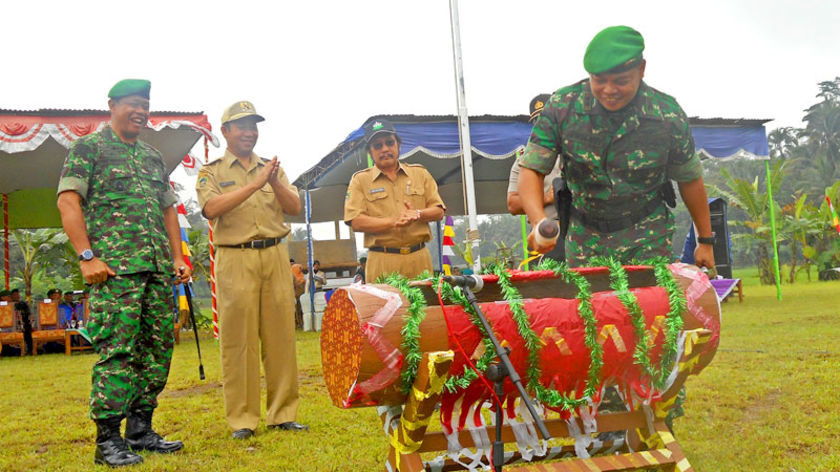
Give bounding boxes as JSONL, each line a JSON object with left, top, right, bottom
{"left": 442, "top": 216, "right": 456, "bottom": 276}
{"left": 175, "top": 202, "right": 194, "bottom": 317}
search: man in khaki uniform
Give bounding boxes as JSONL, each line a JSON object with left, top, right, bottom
{"left": 196, "top": 101, "right": 307, "bottom": 440}
{"left": 344, "top": 119, "right": 446, "bottom": 282}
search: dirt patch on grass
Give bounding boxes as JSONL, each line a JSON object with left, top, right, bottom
{"left": 162, "top": 381, "right": 222, "bottom": 398}
{"left": 742, "top": 388, "right": 782, "bottom": 424}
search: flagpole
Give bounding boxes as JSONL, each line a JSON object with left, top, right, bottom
{"left": 305, "top": 188, "right": 316, "bottom": 331}
{"left": 436, "top": 220, "right": 443, "bottom": 273}
{"left": 449, "top": 0, "right": 481, "bottom": 273}
{"left": 766, "top": 161, "right": 782, "bottom": 300}
{"left": 520, "top": 215, "right": 529, "bottom": 269}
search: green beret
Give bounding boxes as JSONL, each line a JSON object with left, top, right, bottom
{"left": 108, "top": 79, "right": 151, "bottom": 100}
{"left": 584, "top": 26, "right": 644, "bottom": 75}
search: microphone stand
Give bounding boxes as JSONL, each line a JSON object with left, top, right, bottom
{"left": 445, "top": 278, "right": 551, "bottom": 471}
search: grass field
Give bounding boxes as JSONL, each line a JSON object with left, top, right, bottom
{"left": 1, "top": 271, "right": 838, "bottom": 471}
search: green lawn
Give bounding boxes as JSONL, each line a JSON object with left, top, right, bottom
{"left": 1, "top": 276, "right": 839, "bottom": 471}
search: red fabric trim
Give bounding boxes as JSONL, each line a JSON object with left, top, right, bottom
{"left": 0, "top": 113, "right": 211, "bottom": 144}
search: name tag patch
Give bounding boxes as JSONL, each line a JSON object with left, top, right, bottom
{"left": 220, "top": 181, "right": 236, "bottom": 188}
{"left": 369, "top": 187, "right": 385, "bottom": 194}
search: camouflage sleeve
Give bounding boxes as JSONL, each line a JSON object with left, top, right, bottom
{"left": 56, "top": 136, "right": 98, "bottom": 200}
{"left": 196, "top": 164, "right": 221, "bottom": 210}
{"left": 153, "top": 153, "right": 178, "bottom": 208}
{"left": 666, "top": 110, "right": 703, "bottom": 182}
{"left": 422, "top": 168, "right": 446, "bottom": 211}
{"left": 518, "top": 98, "right": 563, "bottom": 175}
{"left": 518, "top": 142, "right": 558, "bottom": 175}
{"left": 343, "top": 173, "right": 367, "bottom": 224}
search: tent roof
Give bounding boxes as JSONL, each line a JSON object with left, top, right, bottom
{"left": 289, "top": 113, "right": 771, "bottom": 224}
{"left": 1, "top": 109, "right": 218, "bottom": 229}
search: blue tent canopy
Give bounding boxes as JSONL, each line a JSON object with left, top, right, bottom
{"left": 342, "top": 120, "right": 533, "bottom": 161}
{"left": 691, "top": 118, "right": 771, "bottom": 161}
{"left": 289, "top": 115, "right": 772, "bottom": 223}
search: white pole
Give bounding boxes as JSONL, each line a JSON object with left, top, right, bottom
{"left": 448, "top": 0, "right": 481, "bottom": 272}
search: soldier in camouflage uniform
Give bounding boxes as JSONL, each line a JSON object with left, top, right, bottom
{"left": 57, "top": 79, "right": 191, "bottom": 467}
{"left": 517, "top": 26, "right": 716, "bottom": 434}
{"left": 519, "top": 26, "right": 715, "bottom": 269}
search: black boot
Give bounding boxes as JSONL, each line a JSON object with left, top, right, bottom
{"left": 94, "top": 417, "right": 144, "bottom": 467}
{"left": 125, "top": 409, "right": 184, "bottom": 454}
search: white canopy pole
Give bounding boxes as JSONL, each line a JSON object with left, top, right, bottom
{"left": 448, "top": 0, "right": 481, "bottom": 272}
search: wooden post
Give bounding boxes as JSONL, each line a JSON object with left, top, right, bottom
{"left": 382, "top": 350, "right": 453, "bottom": 471}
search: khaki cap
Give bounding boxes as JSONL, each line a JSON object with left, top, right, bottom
{"left": 221, "top": 100, "right": 265, "bottom": 125}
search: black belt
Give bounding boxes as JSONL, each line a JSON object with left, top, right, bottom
{"left": 571, "top": 199, "right": 662, "bottom": 233}
{"left": 368, "top": 243, "right": 425, "bottom": 255}
{"left": 218, "top": 237, "right": 284, "bottom": 249}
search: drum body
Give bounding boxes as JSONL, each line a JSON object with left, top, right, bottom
{"left": 321, "top": 264, "right": 720, "bottom": 409}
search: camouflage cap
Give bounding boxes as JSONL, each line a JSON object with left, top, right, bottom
{"left": 583, "top": 26, "right": 645, "bottom": 75}
{"left": 108, "top": 79, "right": 151, "bottom": 100}
{"left": 363, "top": 119, "right": 398, "bottom": 143}
{"left": 221, "top": 101, "right": 265, "bottom": 125}
{"left": 529, "top": 93, "right": 551, "bottom": 122}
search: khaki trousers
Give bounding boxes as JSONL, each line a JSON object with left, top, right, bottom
{"left": 365, "top": 246, "right": 434, "bottom": 283}
{"left": 216, "top": 243, "right": 299, "bottom": 431}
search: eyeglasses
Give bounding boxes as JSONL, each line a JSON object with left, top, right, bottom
{"left": 371, "top": 138, "right": 397, "bottom": 150}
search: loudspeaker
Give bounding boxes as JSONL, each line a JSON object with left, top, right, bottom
{"left": 709, "top": 199, "right": 732, "bottom": 278}
{"left": 679, "top": 198, "right": 733, "bottom": 278}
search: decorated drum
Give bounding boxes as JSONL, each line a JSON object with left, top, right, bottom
{"left": 321, "top": 263, "right": 720, "bottom": 412}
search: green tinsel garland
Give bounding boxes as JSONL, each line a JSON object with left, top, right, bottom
{"left": 592, "top": 256, "right": 655, "bottom": 387}
{"left": 383, "top": 273, "right": 430, "bottom": 394}
{"left": 650, "top": 259, "right": 686, "bottom": 389}
{"left": 588, "top": 257, "right": 687, "bottom": 392}
{"left": 532, "top": 259, "right": 603, "bottom": 409}
{"left": 431, "top": 274, "right": 499, "bottom": 393}
{"left": 381, "top": 258, "right": 686, "bottom": 400}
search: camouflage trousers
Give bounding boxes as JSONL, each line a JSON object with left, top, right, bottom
{"left": 566, "top": 205, "right": 675, "bottom": 267}
{"left": 87, "top": 272, "right": 175, "bottom": 420}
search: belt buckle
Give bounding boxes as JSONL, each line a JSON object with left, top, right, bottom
{"left": 253, "top": 240, "right": 264, "bottom": 249}
{"left": 399, "top": 247, "right": 411, "bottom": 255}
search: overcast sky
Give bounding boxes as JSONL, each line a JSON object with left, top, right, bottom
{"left": 3, "top": 0, "right": 839, "bottom": 195}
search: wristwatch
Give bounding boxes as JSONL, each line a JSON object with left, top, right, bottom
{"left": 79, "top": 249, "right": 94, "bottom": 261}
{"left": 697, "top": 234, "right": 716, "bottom": 245}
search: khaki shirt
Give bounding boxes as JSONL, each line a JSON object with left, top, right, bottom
{"left": 196, "top": 150, "right": 296, "bottom": 245}
{"left": 507, "top": 155, "right": 563, "bottom": 220}
{"left": 344, "top": 163, "right": 445, "bottom": 248}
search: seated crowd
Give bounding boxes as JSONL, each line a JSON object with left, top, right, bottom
{"left": 0, "top": 287, "right": 90, "bottom": 356}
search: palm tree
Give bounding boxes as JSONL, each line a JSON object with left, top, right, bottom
{"left": 707, "top": 159, "right": 789, "bottom": 284}
{"left": 800, "top": 78, "right": 840, "bottom": 195}
{"left": 11, "top": 229, "right": 69, "bottom": 299}
{"left": 782, "top": 194, "right": 825, "bottom": 282}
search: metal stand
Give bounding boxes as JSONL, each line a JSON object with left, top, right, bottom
{"left": 459, "top": 284, "right": 551, "bottom": 471}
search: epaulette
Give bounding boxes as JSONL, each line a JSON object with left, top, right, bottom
{"left": 351, "top": 167, "right": 375, "bottom": 177}
{"left": 403, "top": 163, "right": 425, "bottom": 168}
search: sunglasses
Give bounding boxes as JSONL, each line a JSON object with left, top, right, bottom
{"left": 371, "top": 138, "right": 397, "bottom": 150}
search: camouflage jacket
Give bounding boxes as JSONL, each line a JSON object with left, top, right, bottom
{"left": 57, "top": 126, "right": 177, "bottom": 275}
{"left": 518, "top": 80, "right": 702, "bottom": 220}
